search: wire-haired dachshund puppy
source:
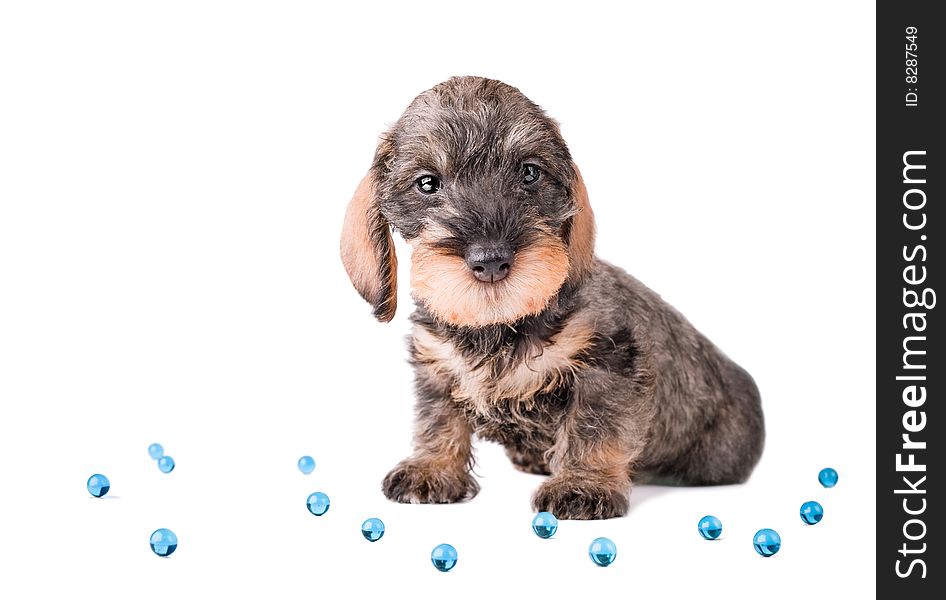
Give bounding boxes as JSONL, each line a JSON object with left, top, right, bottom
{"left": 340, "top": 76, "right": 764, "bottom": 520}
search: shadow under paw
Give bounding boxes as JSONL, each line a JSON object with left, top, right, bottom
{"left": 382, "top": 459, "right": 479, "bottom": 504}
{"left": 531, "top": 476, "right": 630, "bottom": 520}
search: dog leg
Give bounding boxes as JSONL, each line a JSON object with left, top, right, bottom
{"left": 531, "top": 371, "right": 649, "bottom": 519}
{"left": 382, "top": 375, "right": 479, "bottom": 503}
{"left": 532, "top": 447, "right": 633, "bottom": 520}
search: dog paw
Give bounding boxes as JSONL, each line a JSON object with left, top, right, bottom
{"left": 382, "top": 459, "right": 480, "bottom": 504}
{"left": 505, "top": 448, "right": 551, "bottom": 475}
{"left": 531, "top": 474, "right": 630, "bottom": 520}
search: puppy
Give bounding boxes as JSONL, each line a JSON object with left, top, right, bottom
{"left": 340, "top": 76, "right": 764, "bottom": 519}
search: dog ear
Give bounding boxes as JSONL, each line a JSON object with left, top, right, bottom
{"left": 566, "top": 164, "right": 596, "bottom": 278}
{"left": 340, "top": 172, "right": 398, "bottom": 322}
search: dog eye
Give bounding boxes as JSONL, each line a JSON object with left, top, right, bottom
{"left": 415, "top": 175, "right": 441, "bottom": 194}
{"left": 522, "top": 164, "right": 541, "bottom": 185}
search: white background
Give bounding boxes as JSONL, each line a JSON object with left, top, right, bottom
{"left": 0, "top": 1, "right": 875, "bottom": 598}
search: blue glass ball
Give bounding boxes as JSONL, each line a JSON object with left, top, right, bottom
{"left": 588, "top": 537, "right": 617, "bottom": 567}
{"left": 361, "top": 518, "right": 385, "bottom": 542}
{"left": 818, "top": 467, "right": 838, "bottom": 488}
{"left": 306, "top": 492, "right": 330, "bottom": 516}
{"left": 150, "top": 528, "right": 178, "bottom": 557}
{"left": 698, "top": 515, "right": 723, "bottom": 540}
{"left": 148, "top": 443, "right": 164, "bottom": 460}
{"left": 753, "top": 528, "right": 781, "bottom": 557}
{"left": 87, "top": 474, "right": 110, "bottom": 498}
{"left": 158, "top": 456, "right": 175, "bottom": 473}
{"left": 800, "top": 501, "right": 824, "bottom": 525}
{"left": 298, "top": 456, "right": 316, "bottom": 474}
{"left": 532, "top": 512, "right": 558, "bottom": 539}
{"left": 431, "top": 543, "right": 458, "bottom": 572}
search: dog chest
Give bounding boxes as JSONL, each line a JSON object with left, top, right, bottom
{"left": 410, "top": 318, "right": 593, "bottom": 415}
{"left": 464, "top": 386, "right": 569, "bottom": 448}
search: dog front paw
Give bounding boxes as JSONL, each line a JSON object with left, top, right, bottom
{"left": 382, "top": 458, "right": 480, "bottom": 504}
{"left": 531, "top": 474, "right": 629, "bottom": 520}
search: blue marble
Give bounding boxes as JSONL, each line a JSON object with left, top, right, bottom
{"left": 588, "top": 537, "right": 617, "bottom": 567}
{"left": 148, "top": 443, "right": 164, "bottom": 460}
{"left": 800, "top": 501, "right": 824, "bottom": 525}
{"left": 431, "top": 543, "right": 458, "bottom": 572}
{"left": 361, "top": 518, "right": 385, "bottom": 542}
{"left": 698, "top": 515, "right": 723, "bottom": 540}
{"left": 158, "top": 456, "right": 175, "bottom": 473}
{"left": 753, "top": 528, "right": 781, "bottom": 557}
{"left": 87, "top": 474, "right": 110, "bottom": 498}
{"left": 531, "top": 512, "right": 558, "bottom": 539}
{"left": 306, "top": 492, "right": 330, "bottom": 516}
{"left": 150, "top": 528, "right": 178, "bottom": 557}
{"left": 298, "top": 456, "right": 316, "bottom": 475}
{"left": 818, "top": 467, "right": 838, "bottom": 488}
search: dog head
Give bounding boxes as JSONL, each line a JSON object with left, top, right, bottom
{"left": 341, "top": 76, "right": 595, "bottom": 327}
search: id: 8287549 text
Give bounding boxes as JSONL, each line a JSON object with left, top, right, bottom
{"left": 905, "top": 26, "right": 918, "bottom": 107}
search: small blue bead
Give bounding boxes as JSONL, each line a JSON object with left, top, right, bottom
{"left": 800, "top": 501, "right": 824, "bottom": 525}
{"left": 158, "top": 456, "right": 175, "bottom": 473}
{"left": 361, "top": 518, "right": 385, "bottom": 542}
{"left": 87, "top": 474, "right": 110, "bottom": 498}
{"left": 148, "top": 443, "right": 164, "bottom": 460}
{"left": 588, "top": 537, "right": 617, "bottom": 567}
{"left": 298, "top": 456, "right": 316, "bottom": 474}
{"left": 306, "top": 492, "right": 330, "bottom": 516}
{"left": 531, "top": 512, "right": 558, "bottom": 539}
{"left": 818, "top": 468, "right": 838, "bottom": 488}
{"left": 753, "top": 528, "right": 781, "bottom": 557}
{"left": 150, "top": 528, "right": 178, "bottom": 557}
{"left": 698, "top": 515, "right": 723, "bottom": 540}
{"left": 431, "top": 543, "right": 458, "bottom": 572}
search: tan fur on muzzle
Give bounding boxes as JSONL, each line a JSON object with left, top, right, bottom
{"left": 410, "top": 228, "right": 570, "bottom": 328}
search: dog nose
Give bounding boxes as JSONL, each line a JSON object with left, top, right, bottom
{"left": 465, "top": 244, "right": 513, "bottom": 283}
